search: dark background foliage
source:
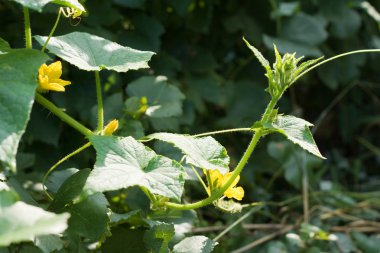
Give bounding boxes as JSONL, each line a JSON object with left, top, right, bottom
{"left": 1, "top": 0, "right": 380, "bottom": 252}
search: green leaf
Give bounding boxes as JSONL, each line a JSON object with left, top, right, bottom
{"left": 282, "top": 13, "right": 328, "bottom": 46}
{"left": 110, "top": 209, "right": 148, "bottom": 227}
{"left": 35, "top": 235, "right": 63, "bottom": 253}
{"left": 85, "top": 136, "right": 185, "bottom": 201}
{"left": 0, "top": 190, "right": 19, "bottom": 207}
{"left": 10, "top": 0, "right": 85, "bottom": 12}
{"left": 243, "top": 37, "right": 270, "bottom": 70}
{"left": 147, "top": 133, "right": 230, "bottom": 174}
{"left": 51, "top": 0, "right": 86, "bottom": 12}
{"left": 173, "top": 236, "right": 217, "bottom": 253}
{"left": 35, "top": 32, "right": 155, "bottom": 72}
{"left": 0, "top": 49, "right": 48, "bottom": 172}
{"left": 45, "top": 168, "right": 79, "bottom": 194}
{"left": 143, "top": 222, "right": 174, "bottom": 253}
{"left": 126, "top": 76, "right": 185, "bottom": 118}
{"left": 102, "top": 227, "right": 146, "bottom": 253}
{"left": 119, "top": 14, "right": 165, "bottom": 51}
{"left": 64, "top": 193, "right": 109, "bottom": 241}
{"left": 149, "top": 209, "right": 196, "bottom": 238}
{"left": 269, "top": 115, "right": 325, "bottom": 159}
{"left": 49, "top": 168, "right": 91, "bottom": 212}
{"left": 0, "top": 201, "right": 69, "bottom": 247}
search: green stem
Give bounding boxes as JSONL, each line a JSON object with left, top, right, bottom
{"left": 41, "top": 8, "right": 62, "bottom": 52}
{"left": 261, "top": 97, "right": 278, "bottom": 123}
{"left": 192, "top": 128, "right": 253, "bottom": 138}
{"left": 23, "top": 7, "right": 32, "bottom": 49}
{"left": 291, "top": 49, "right": 380, "bottom": 86}
{"left": 164, "top": 98, "right": 278, "bottom": 210}
{"left": 165, "top": 131, "right": 263, "bottom": 210}
{"left": 35, "top": 93, "right": 93, "bottom": 136}
{"left": 94, "top": 71, "right": 104, "bottom": 131}
{"left": 42, "top": 142, "right": 91, "bottom": 200}
{"left": 301, "top": 153, "right": 309, "bottom": 223}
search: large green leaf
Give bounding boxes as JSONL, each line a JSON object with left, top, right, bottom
{"left": 0, "top": 201, "right": 69, "bottom": 247}
{"left": 0, "top": 49, "right": 48, "bottom": 172}
{"left": 172, "top": 236, "right": 217, "bottom": 253}
{"left": 64, "top": 193, "right": 109, "bottom": 241}
{"left": 85, "top": 136, "right": 185, "bottom": 201}
{"left": 49, "top": 168, "right": 91, "bottom": 212}
{"left": 126, "top": 76, "right": 185, "bottom": 118}
{"left": 268, "top": 115, "right": 325, "bottom": 159}
{"left": 143, "top": 221, "right": 174, "bottom": 253}
{"left": 102, "top": 227, "right": 146, "bottom": 253}
{"left": 10, "top": 0, "right": 85, "bottom": 12}
{"left": 147, "top": 133, "right": 229, "bottom": 174}
{"left": 35, "top": 32, "right": 155, "bottom": 72}
{"left": 282, "top": 12, "right": 328, "bottom": 46}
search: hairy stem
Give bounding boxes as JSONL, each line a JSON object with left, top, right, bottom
{"left": 95, "top": 71, "right": 104, "bottom": 131}
{"left": 165, "top": 130, "right": 263, "bottom": 210}
{"left": 41, "top": 8, "right": 62, "bottom": 52}
{"left": 23, "top": 7, "right": 32, "bottom": 49}
{"left": 164, "top": 97, "right": 278, "bottom": 210}
{"left": 35, "top": 93, "right": 93, "bottom": 136}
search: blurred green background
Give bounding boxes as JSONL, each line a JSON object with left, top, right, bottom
{"left": 1, "top": 0, "right": 380, "bottom": 252}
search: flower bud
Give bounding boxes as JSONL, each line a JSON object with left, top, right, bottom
{"left": 103, "top": 119, "right": 118, "bottom": 135}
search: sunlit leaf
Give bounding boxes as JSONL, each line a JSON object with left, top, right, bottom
{"left": 35, "top": 32, "right": 155, "bottom": 72}
{"left": 85, "top": 136, "right": 185, "bottom": 201}
{"left": 10, "top": 0, "right": 85, "bottom": 12}
{"left": 0, "top": 49, "right": 48, "bottom": 171}
{"left": 268, "top": 115, "right": 325, "bottom": 159}
{"left": 173, "top": 236, "right": 217, "bottom": 253}
{"left": 0, "top": 201, "right": 69, "bottom": 247}
{"left": 147, "top": 132, "right": 229, "bottom": 174}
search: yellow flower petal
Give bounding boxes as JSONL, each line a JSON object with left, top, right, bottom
{"left": 205, "top": 169, "right": 245, "bottom": 201}
{"left": 224, "top": 186, "right": 244, "bottom": 201}
{"left": 221, "top": 172, "right": 240, "bottom": 188}
{"left": 37, "top": 61, "right": 71, "bottom": 93}
{"left": 52, "top": 78, "right": 71, "bottom": 86}
{"left": 47, "top": 61, "right": 63, "bottom": 79}
{"left": 208, "top": 170, "right": 223, "bottom": 188}
{"left": 46, "top": 82, "right": 66, "bottom": 92}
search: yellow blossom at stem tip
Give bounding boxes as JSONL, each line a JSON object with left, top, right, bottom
{"left": 205, "top": 169, "right": 244, "bottom": 201}
{"left": 37, "top": 61, "right": 71, "bottom": 93}
{"left": 103, "top": 119, "right": 119, "bottom": 135}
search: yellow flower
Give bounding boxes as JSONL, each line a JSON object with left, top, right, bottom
{"left": 103, "top": 119, "right": 119, "bottom": 135}
{"left": 206, "top": 169, "right": 244, "bottom": 201}
{"left": 37, "top": 61, "right": 71, "bottom": 92}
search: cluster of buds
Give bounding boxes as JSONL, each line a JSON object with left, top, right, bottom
{"left": 244, "top": 38, "right": 323, "bottom": 99}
